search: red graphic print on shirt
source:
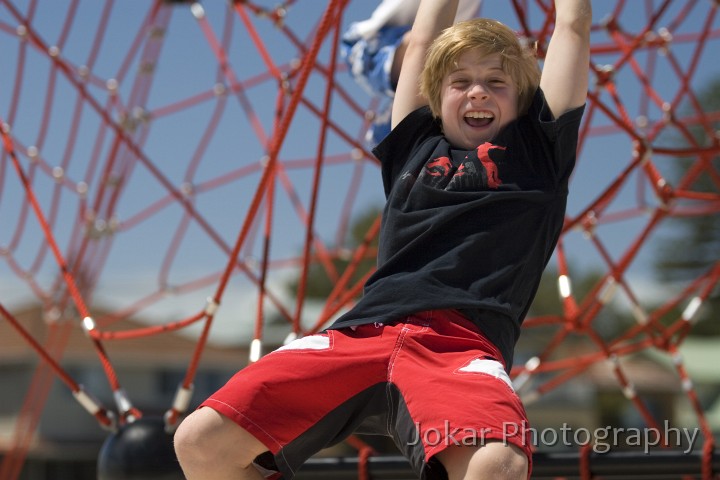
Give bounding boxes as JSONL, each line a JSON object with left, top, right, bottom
{"left": 477, "top": 142, "right": 505, "bottom": 189}
{"left": 425, "top": 156, "right": 452, "bottom": 177}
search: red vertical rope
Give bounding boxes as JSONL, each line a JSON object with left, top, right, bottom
{"left": 345, "top": 435, "right": 376, "bottom": 480}
{"left": 213, "top": 0, "right": 345, "bottom": 303}
{"left": 292, "top": 0, "right": 344, "bottom": 334}
{"left": 579, "top": 442, "right": 593, "bottom": 480}
{"left": 313, "top": 214, "right": 381, "bottom": 332}
{"left": 275, "top": 165, "right": 340, "bottom": 285}
{"left": 555, "top": 241, "right": 580, "bottom": 320}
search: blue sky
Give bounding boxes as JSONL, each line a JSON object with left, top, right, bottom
{"left": 0, "top": 0, "right": 718, "bottom": 344}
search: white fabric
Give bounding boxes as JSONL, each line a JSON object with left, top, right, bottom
{"left": 349, "top": 0, "right": 483, "bottom": 40}
{"left": 275, "top": 334, "right": 330, "bottom": 351}
{"left": 457, "top": 357, "right": 514, "bottom": 390}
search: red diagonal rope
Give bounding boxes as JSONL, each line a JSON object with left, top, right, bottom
{"left": 0, "top": 122, "right": 126, "bottom": 399}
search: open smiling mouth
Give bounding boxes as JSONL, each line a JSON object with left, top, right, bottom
{"left": 464, "top": 111, "right": 494, "bottom": 128}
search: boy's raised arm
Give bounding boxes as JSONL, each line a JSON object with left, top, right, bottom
{"left": 540, "top": 0, "right": 592, "bottom": 119}
{"left": 391, "top": 0, "right": 459, "bottom": 129}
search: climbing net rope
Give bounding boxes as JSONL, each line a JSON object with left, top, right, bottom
{"left": 0, "top": 0, "right": 718, "bottom": 478}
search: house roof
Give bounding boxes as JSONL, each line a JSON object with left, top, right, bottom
{"left": 585, "top": 353, "right": 681, "bottom": 392}
{"left": 646, "top": 337, "right": 720, "bottom": 383}
{"left": 0, "top": 303, "right": 254, "bottom": 368}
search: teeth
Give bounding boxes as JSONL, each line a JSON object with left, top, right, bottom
{"left": 464, "top": 111, "right": 493, "bottom": 119}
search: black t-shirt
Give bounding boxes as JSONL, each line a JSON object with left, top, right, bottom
{"left": 329, "top": 89, "right": 585, "bottom": 369}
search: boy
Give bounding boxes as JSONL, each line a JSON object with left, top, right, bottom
{"left": 341, "top": 0, "right": 483, "bottom": 146}
{"left": 174, "top": 0, "right": 591, "bottom": 479}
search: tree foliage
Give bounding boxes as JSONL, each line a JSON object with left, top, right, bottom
{"left": 286, "top": 206, "right": 382, "bottom": 299}
{"left": 653, "top": 75, "right": 720, "bottom": 335}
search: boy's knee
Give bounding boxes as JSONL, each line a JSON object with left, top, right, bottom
{"left": 174, "top": 410, "right": 212, "bottom": 466}
{"left": 173, "top": 411, "right": 202, "bottom": 454}
{"left": 492, "top": 443, "right": 528, "bottom": 479}
{"left": 437, "top": 441, "right": 528, "bottom": 480}
{"left": 174, "top": 407, "right": 266, "bottom": 469}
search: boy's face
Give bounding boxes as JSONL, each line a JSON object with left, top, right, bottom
{"left": 439, "top": 51, "right": 518, "bottom": 149}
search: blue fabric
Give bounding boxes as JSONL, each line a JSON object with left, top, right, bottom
{"left": 341, "top": 25, "right": 409, "bottom": 146}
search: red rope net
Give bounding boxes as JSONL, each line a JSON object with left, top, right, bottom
{"left": 0, "top": 0, "right": 718, "bottom": 478}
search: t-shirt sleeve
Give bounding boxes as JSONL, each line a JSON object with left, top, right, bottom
{"left": 525, "top": 88, "right": 586, "bottom": 185}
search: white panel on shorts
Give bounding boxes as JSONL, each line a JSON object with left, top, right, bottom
{"left": 457, "top": 358, "right": 514, "bottom": 391}
{"left": 275, "top": 334, "right": 330, "bottom": 352}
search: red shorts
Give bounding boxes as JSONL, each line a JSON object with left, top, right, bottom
{"left": 201, "top": 310, "right": 532, "bottom": 479}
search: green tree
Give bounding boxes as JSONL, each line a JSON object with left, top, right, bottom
{"left": 653, "top": 76, "right": 720, "bottom": 335}
{"left": 287, "top": 205, "right": 382, "bottom": 299}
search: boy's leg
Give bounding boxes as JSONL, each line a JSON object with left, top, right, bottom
{"left": 435, "top": 441, "right": 528, "bottom": 480}
{"left": 386, "top": 311, "right": 533, "bottom": 480}
{"left": 175, "top": 325, "right": 392, "bottom": 479}
{"left": 340, "top": 25, "right": 409, "bottom": 146}
{"left": 175, "top": 407, "right": 267, "bottom": 480}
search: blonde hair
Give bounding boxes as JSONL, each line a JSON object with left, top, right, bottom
{"left": 420, "top": 18, "right": 540, "bottom": 118}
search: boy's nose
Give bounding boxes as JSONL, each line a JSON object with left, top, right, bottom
{"left": 468, "top": 83, "right": 489, "bottom": 100}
